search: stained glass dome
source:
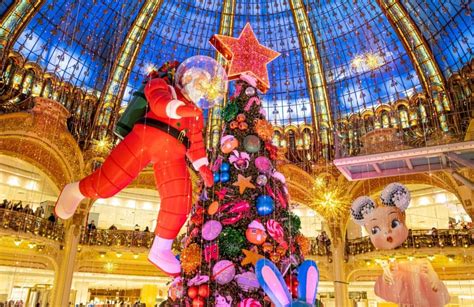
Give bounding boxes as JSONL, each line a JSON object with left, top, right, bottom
{"left": 4, "top": 0, "right": 473, "bottom": 128}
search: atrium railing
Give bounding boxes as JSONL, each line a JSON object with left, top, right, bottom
{"left": 79, "top": 228, "right": 155, "bottom": 248}
{"left": 0, "top": 208, "right": 64, "bottom": 242}
{"left": 346, "top": 228, "right": 474, "bottom": 256}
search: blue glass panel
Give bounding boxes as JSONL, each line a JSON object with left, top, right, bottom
{"left": 14, "top": 0, "right": 143, "bottom": 91}
{"left": 0, "top": 0, "right": 14, "bottom": 17}
{"left": 305, "top": 0, "right": 422, "bottom": 117}
{"left": 401, "top": 0, "right": 473, "bottom": 78}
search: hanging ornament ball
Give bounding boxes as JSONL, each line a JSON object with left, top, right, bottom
{"left": 238, "top": 298, "right": 262, "bottom": 307}
{"left": 220, "top": 172, "right": 230, "bottom": 183}
{"left": 220, "top": 135, "right": 239, "bottom": 154}
{"left": 202, "top": 220, "right": 222, "bottom": 241}
{"left": 188, "top": 285, "right": 198, "bottom": 299}
{"left": 284, "top": 275, "right": 299, "bottom": 298}
{"left": 208, "top": 201, "right": 219, "bottom": 215}
{"left": 256, "top": 195, "right": 274, "bottom": 216}
{"left": 256, "top": 174, "right": 268, "bottom": 186}
{"left": 238, "top": 122, "right": 249, "bottom": 131}
{"left": 192, "top": 296, "right": 205, "bottom": 307}
{"left": 175, "top": 55, "right": 228, "bottom": 109}
{"left": 236, "top": 113, "right": 247, "bottom": 122}
{"left": 213, "top": 172, "right": 220, "bottom": 183}
{"left": 243, "top": 135, "right": 261, "bottom": 153}
{"left": 212, "top": 260, "right": 236, "bottom": 284}
{"left": 198, "top": 284, "right": 210, "bottom": 298}
{"left": 245, "top": 86, "right": 256, "bottom": 97}
{"left": 220, "top": 162, "right": 230, "bottom": 172}
{"left": 246, "top": 220, "right": 268, "bottom": 245}
{"left": 255, "top": 156, "right": 272, "bottom": 173}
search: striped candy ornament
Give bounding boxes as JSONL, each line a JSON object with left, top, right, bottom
{"left": 266, "top": 219, "right": 288, "bottom": 248}
{"left": 238, "top": 298, "right": 262, "bottom": 307}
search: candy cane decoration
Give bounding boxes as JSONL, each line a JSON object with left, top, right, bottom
{"left": 244, "top": 96, "right": 261, "bottom": 111}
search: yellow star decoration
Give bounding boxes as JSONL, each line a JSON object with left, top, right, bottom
{"left": 241, "top": 249, "right": 264, "bottom": 266}
{"left": 232, "top": 174, "right": 256, "bottom": 194}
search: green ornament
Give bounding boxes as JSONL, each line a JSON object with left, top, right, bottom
{"left": 283, "top": 211, "right": 301, "bottom": 236}
{"left": 221, "top": 102, "right": 239, "bottom": 122}
{"left": 218, "top": 227, "right": 245, "bottom": 258}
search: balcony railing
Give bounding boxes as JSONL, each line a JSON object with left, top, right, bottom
{"left": 0, "top": 208, "right": 64, "bottom": 242}
{"left": 346, "top": 228, "right": 474, "bottom": 256}
{"left": 79, "top": 228, "right": 155, "bottom": 249}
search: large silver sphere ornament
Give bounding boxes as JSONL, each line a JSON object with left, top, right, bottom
{"left": 175, "top": 56, "right": 228, "bottom": 109}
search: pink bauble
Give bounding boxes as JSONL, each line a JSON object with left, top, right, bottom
{"left": 212, "top": 260, "right": 235, "bottom": 285}
{"left": 202, "top": 220, "right": 222, "bottom": 241}
{"left": 238, "top": 298, "right": 262, "bottom": 307}
{"left": 255, "top": 156, "right": 272, "bottom": 173}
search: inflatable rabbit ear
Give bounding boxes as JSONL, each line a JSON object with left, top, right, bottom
{"left": 256, "top": 259, "right": 292, "bottom": 307}
{"left": 297, "top": 260, "right": 319, "bottom": 305}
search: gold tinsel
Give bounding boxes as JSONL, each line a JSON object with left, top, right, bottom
{"left": 181, "top": 243, "right": 202, "bottom": 275}
{"left": 296, "top": 234, "right": 310, "bottom": 256}
{"left": 254, "top": 119, "right": 274, "bottom": 141}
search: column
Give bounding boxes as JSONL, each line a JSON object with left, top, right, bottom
{"left": 333, "top": 241, "right": 349, "bottom": 307}
{"left": 51, "top": 221, "right": 81, "bottom": 307}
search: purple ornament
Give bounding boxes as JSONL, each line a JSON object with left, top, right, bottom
{"left": 212, "top": 260, "right": 235, "bottom": 285}
{"left": 256, "top": 174, "right": 268, "bottom": 186}
{"left": 202, "top": 220, "right": 222, "bottom": 241}
{"left": 255, "top": 156, "right": 272, "bottom": 173}
{"left": 234, "top": 272, "right": 260, "bottom": 291}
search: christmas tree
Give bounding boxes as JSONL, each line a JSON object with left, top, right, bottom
{"left": 165, "top": 77, "right": 311, "bottom": 307}
{"left": 163, "top": 23, "right": 312, "bottom": 307}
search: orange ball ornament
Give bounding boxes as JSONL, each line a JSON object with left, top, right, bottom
{"left": 192, "top": 296, "right": 205, "bottom": 307}
{"left": 188, "top": 286, "right": 198, "bottom": 299}
{"left": 245, "top": 220, "right": 267, "bottom": 245}
{"left": 208, "top": 201, "right": 219, "bottom": 215}
{"left": 198, "top": 284, "right": 210, "bottom": 298}
{"left": 236, "top": 113, "right": 247, "bottom": 122}
{"left": 238, "top": 122, "right": 248, "bottom": 131}
{"left": 262, "top": 242, "right": 273, "bottom": 254}
{"left": 230, "top": 121, "right": 239, "bottom": 129}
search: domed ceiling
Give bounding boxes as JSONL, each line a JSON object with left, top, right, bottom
{"left": 7, "top": 0, "right": 473, "bottom": 127}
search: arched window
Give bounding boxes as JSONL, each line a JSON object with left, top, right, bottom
{"left": 381, "top": 111, "right": 390, "bottom": 128}
{"left": 398, "top": 105, "right": 409, "bottom": 129}
{"left": 42, "top": 79, "right": 53, "bottom": 98}
{"left": 21, "top": 69, "right": 35, "bottom": 95}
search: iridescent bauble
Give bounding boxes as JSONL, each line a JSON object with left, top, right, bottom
{"left": 245, "top": 86, "right": 256, "bottom": 96}
{"left": 256, "top": 175, "right": 268, "bottom": 186}
{"left": 175, "top": 56, "right": 228, "bottom": 109}
{"left": 220, "top": 162, "right": 230, "bottom": 172}
{"left": 256, "top": 195, "right": 274, "bottom": 216}
{"left": 243, "top": 135, "right": 261, "bottom": 153}
{"left": 213, "top": 172, "right": 220, "bottom": 182}
{"left": 220, "top": 172, "right": 230, "bottom": 183}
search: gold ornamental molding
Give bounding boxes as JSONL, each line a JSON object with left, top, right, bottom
{"left": 288, "top": 0, "right": 333, "bottom": 135}
{"left": 376, "top": 0, "right": 450, "bottom": 118}
{"left": 0, "top": 0, "right": 45, "bottom": 52}
{"left": 92, "top": 0, "right": 165, "bottom": 139}
{"left": 206, "top": 0, "right": 237, "bottom": 149}
{"left": 0, "top": 97, "right": 84, "bottom": 189}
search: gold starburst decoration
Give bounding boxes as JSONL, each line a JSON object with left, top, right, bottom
{"left": 92, "top": 137, "right": 112, "bottom": 155}
{"left": 308, "top": 174, "right": 351, "bottom": 219}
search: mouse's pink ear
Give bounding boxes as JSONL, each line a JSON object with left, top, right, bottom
{"left": 380, "top": 182, "right": 410, "bottom": 211}
{"left": 297, "top": 260, "right": 319, "bottom": 305}
{"left": 351, "top": 196, "right": 376, "bottom": 225}
{"left": 256, "top": 258, "right": 292, "bottom": 307}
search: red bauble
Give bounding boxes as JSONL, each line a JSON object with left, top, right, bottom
{"left": 192, "top": 296, "right": 205, "bottom": 307}
{"left": 285, "top": 275, "right": 298, "bottom": 298}
{"left": 198, "top": 284, "right": 210, "bottom": 298}
{"left": 187, "top": 286, "right": 198, "bottom": 299}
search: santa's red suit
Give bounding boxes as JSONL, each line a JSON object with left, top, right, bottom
{"left": 54, "top": 77, "right": 213, "bottom": 276}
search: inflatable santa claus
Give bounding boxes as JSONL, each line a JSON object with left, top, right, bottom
{"left": 55, "top": 56, "right": 227, "bottom": 276}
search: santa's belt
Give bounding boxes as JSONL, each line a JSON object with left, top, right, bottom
{"left": 136, "top": 117, "right": 190, "bottom": 149}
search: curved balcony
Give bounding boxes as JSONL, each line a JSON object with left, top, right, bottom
{"left": 346, "top": 228, "right": 474, "bottom": 256}
{"left": 0, "top": 208, "right": 64, "bottom": 242}
{"left": 79, "top": 228, "right": 155, "bottom": 249}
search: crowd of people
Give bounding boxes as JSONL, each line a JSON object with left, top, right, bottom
{"left": 1, "top": 199, "right": 57, "bottom": 224}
